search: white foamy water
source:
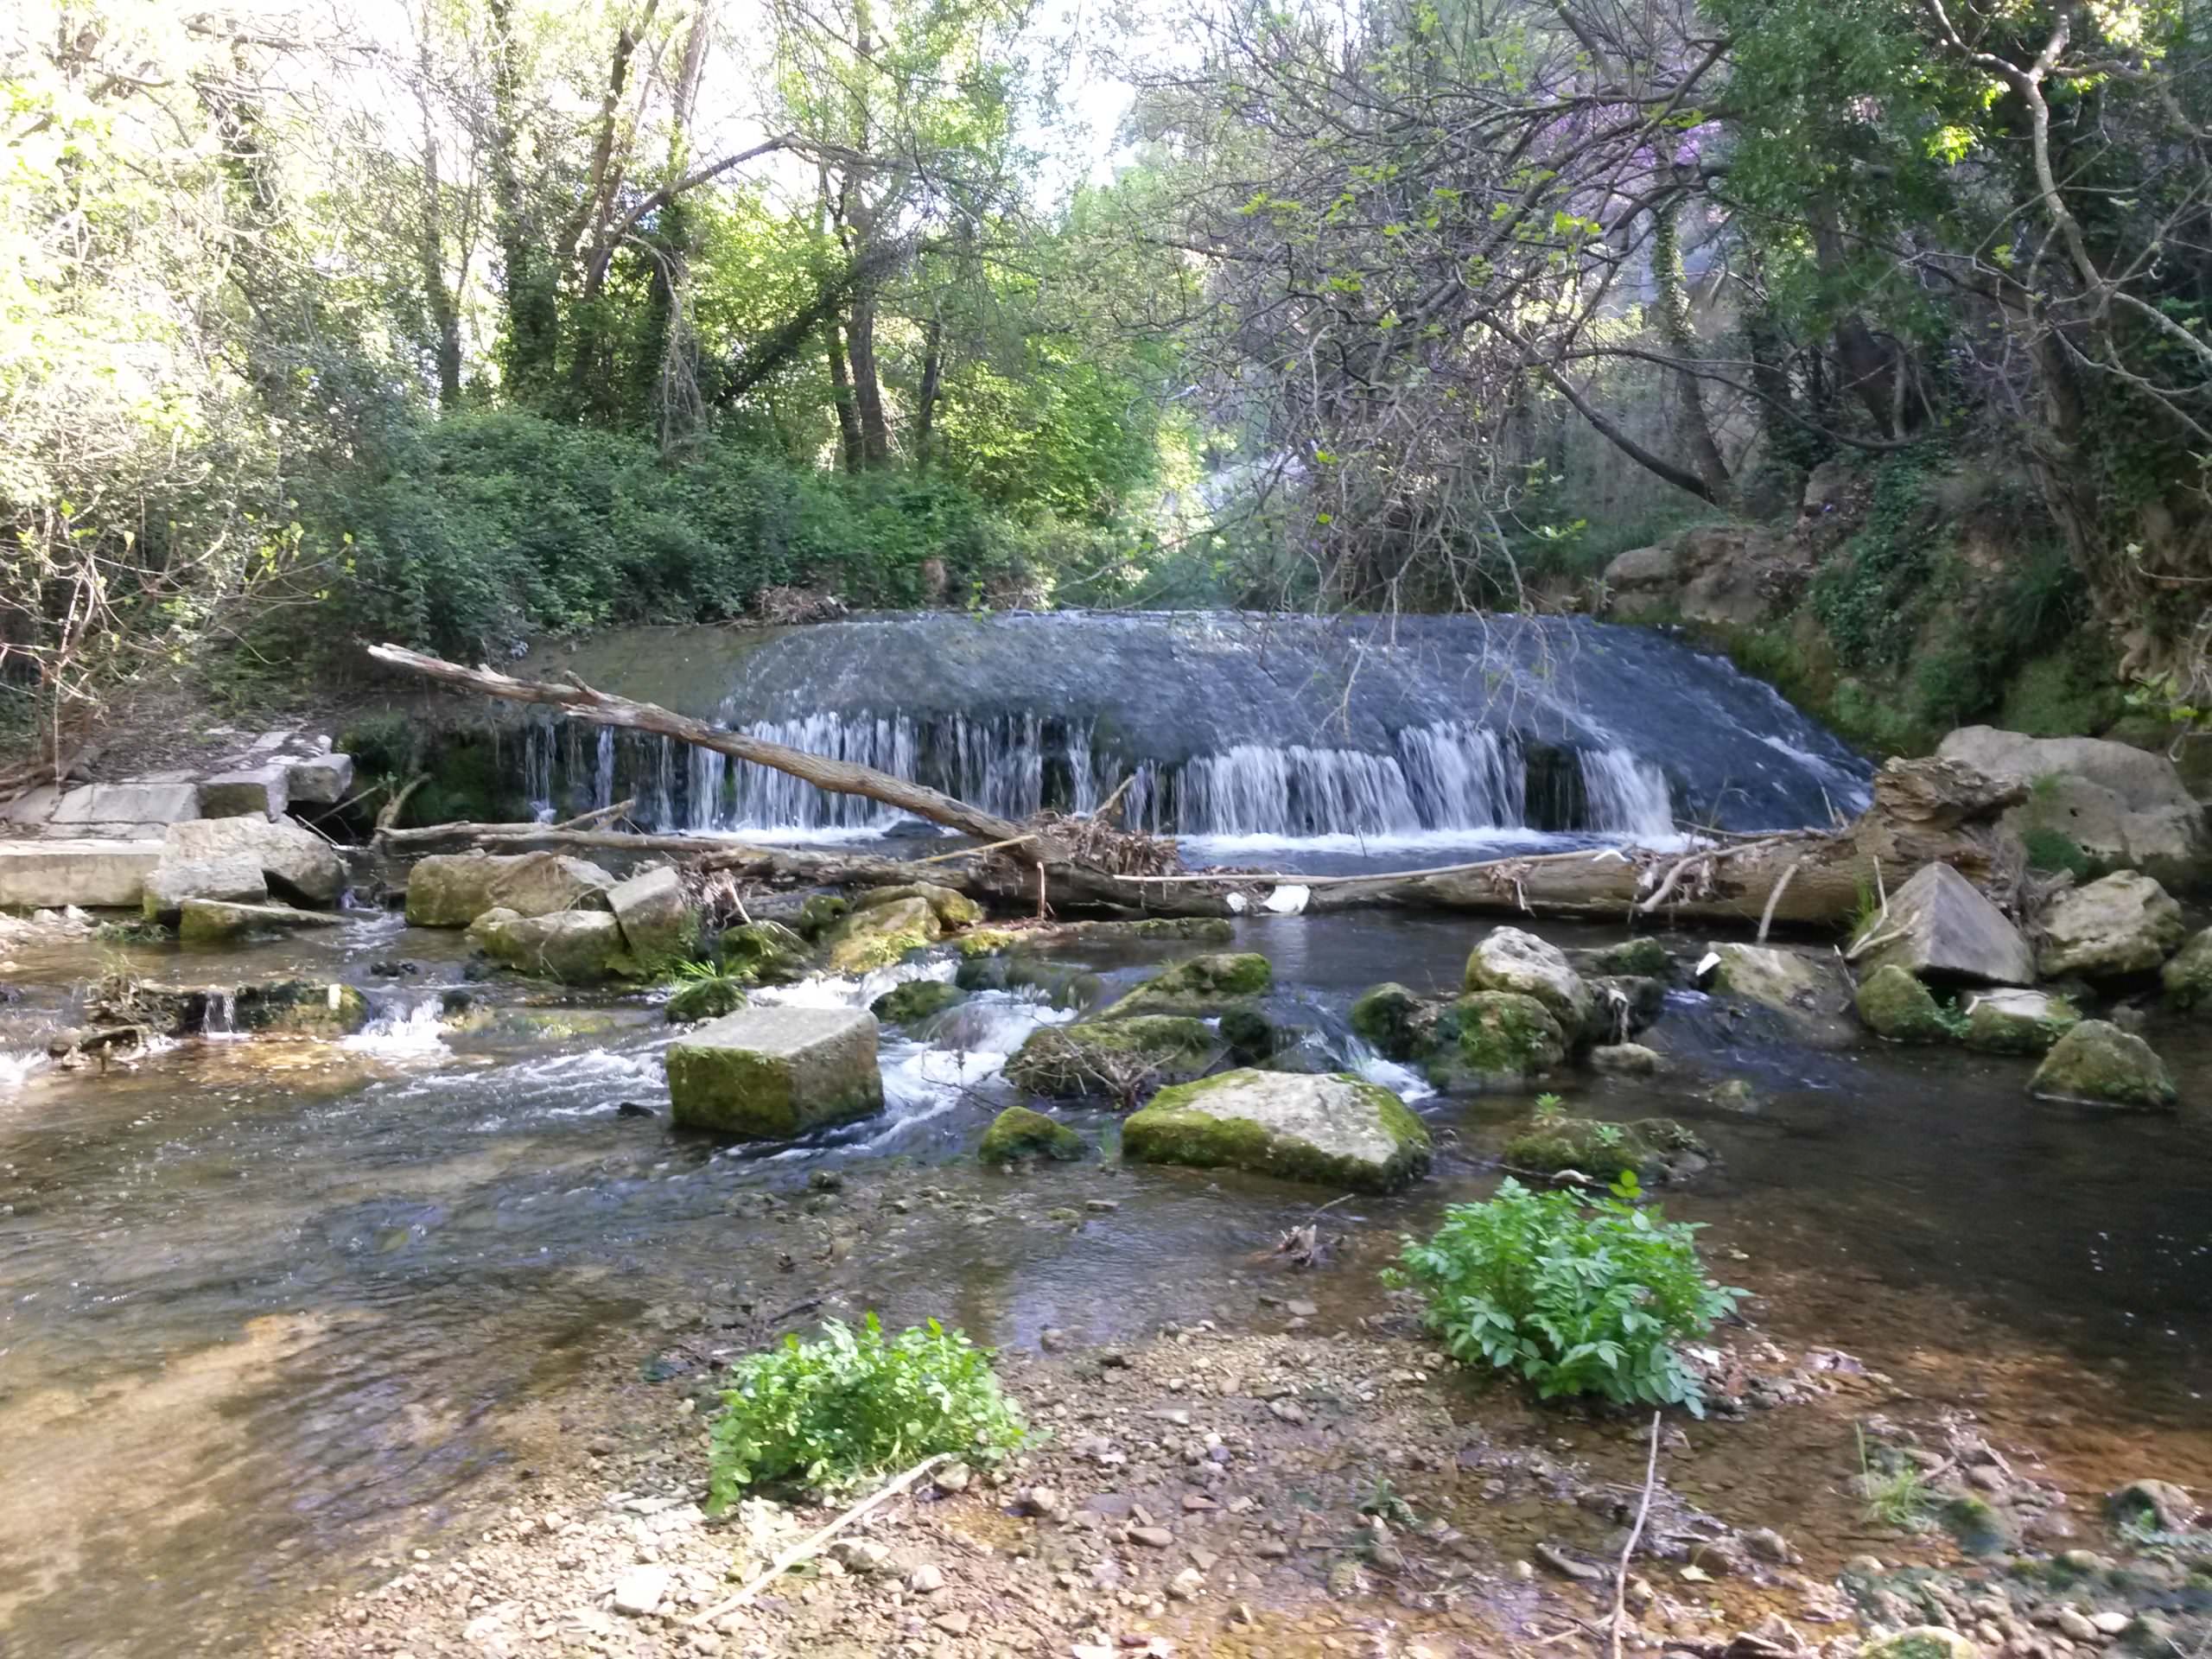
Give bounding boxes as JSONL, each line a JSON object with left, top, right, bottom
{"left": 0, "top": 1048, "right": 50, "bottom": 1092}
{"left": 1345, "top": 1038, "right": 1437, "bottom": 1103}
{"left": 343, "top": 997, "right": 450, "bottom": 1059}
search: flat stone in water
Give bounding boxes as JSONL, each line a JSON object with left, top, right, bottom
{"left": 666, "top": 1004, "right": 883, "bottom": 1139}
{"left": 1122, "top": 1068, "right": 1430, "bottom": 1192}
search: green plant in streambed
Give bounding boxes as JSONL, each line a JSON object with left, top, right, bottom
{"left": 1856, "top": 1425, "right": 1935, "bottom": 1532}
{"left": 707, "top": 1315, "right": 1027, "bottom": 1508}
{"left": 1358, "top": 1478, "right": 1420, "bottom": 1529}
{"left": 1389, "top": 1173, "right": 1743, "bottom": 1415}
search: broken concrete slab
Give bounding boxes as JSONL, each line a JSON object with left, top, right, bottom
{"left": 1855, "top": 861, "right": 2035, "bottom": 985}
{"left": 38, "top": 781, "right": 205, "bottom": 826}
{"left": 0, "top": 839, "right": 162, "bottom": 909}
{"left": 666, "top": 1005, "right": 884, "bottom": 1138}
{"left": 284, "top": 753, "right": 355, "bottom": 806}
{"left": 198, "top": 767, "right": 290, "bottom": 820}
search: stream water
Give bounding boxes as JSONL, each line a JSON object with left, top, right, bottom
{"left": 3, "top": 902, "right": 2209, "bottom": 1657}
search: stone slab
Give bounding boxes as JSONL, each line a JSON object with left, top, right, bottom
{"left": 49, "top": 781, "right": 204, "bottom": 825}
{"left": 199, "top": 768, "right": 289, "bottom": 820}
{"left": 1857, "top": 861, "right": 2035, "bottom": 985}
{"left": 667, "top": 1005, "right": 882, "bottom": 1139}
{"left": 285, "top": 753, "right": 355, "bottom": 806}
{"left": 0, "top": 839, "right": 163, "bottom": 908}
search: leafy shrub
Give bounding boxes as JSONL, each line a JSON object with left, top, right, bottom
{"left": 2021, "top": 825, "right": 2095, "bottom": 880}
{"left": 1393, "top": 1177, "right": 1742, "bottom": 1414}
{"left": 707, "top": 1314, "right": 1027, "bottom": 1505}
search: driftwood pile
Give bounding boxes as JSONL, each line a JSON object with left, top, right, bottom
{"left": 364, "top": 643, "right": 2031, "bottom": 930}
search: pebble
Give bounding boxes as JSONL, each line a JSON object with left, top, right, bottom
{"left": 931, "top": 1611, "right": 972, "bottom": 1637}
{"left": 1268, "top": 1400, "right": 1307, "bottom": 1424}
{"left": 1128, "top": 1527, "right": 1173, "bottom": 1548}
{"left": 1167, "top": 1567, "right": 1205, "bottom": 1600}
{"left": 907, "top": 1563, "right": 946, "bottom": 1594}
{"left": 2090, "top": 1612, "right": 2130, "bottom": 1637}
{"left": 610, "top": 1564, "right": 671, "bottom": 1618}
{"left": 2056, "top": 1609, "right": 2099, "bottom": 1643}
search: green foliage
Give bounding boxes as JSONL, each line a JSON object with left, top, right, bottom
{"left": 707, "top": 1315, "right": 1027, "bottom": 1505}
{"left": 1392, "top": 1177, "right": 1743, "bottom": 1414}
{"left": 1808, "top": 454, "right": 1944, "bottom": 671}
{"left": 1858, "top": 1434, "right": 1936, "bottom": 1533}
{"left": 2022, "top": 827, "right": 2095, "bottom": 880}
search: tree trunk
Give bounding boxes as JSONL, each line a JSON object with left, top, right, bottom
{"left": 486, "top": 0, "right": 560, "bottom": 404}
{"left": 1651, "top": 201, "right": 1732, "bottom": 501}
{"left": 826, "top": 322, "right": 865, "bottom": 473}
{"left": 846, "top": 289, "right": 892, "bottom": 466}
{"left": 914, "top": 317, "right": 943, "bottom": 465}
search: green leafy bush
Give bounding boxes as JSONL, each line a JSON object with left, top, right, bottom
{"left": 707, "top": 1315, "right": 1027, "bottom": 1505}
{"left": 1393, "top": 1177, "right": 1742, "bottom": 1414}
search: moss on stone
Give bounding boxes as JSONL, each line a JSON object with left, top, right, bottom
{"left": 1121, "top": 1068, "right": 1431, "bottom": 1192}
{"left": 717, "top": 921, "right": 810, "bottom": 985}
{"left": 233, "top": 980, "right": 371, "bottom": 1037}
{"left": 1502, "top": 1114, "right": 1710, "bottom": 1184}
{"left": 2029, "top": 1019, "right": 2179, "bottom": 1109}
{"left": 955, "top": 953, "right": 1101, "bottom": 1009}
{"left": 1583, "top": 937, "right": 1672, "bottom": 979}
{"left": 794, "top": 893, "right": 849, "bottom": 940}
{"left": 1961, "top": 988, "right": 2078, "bottom": 1054}
{"left": 955, "top": 927, "right": 1021, "bottom": 958}
{"left": 850, "top": 882, "right": 984, "bottom": 929}
{"left": 1217, "top": 1007, "right": 1281, "bottom": 1061}
{"left": 978, "top": 1105, "right": 1087, "bottom": 1165}
{"left": 1427, "top": 991, "right": 1567, "bottom": 1089}
{"left": 1349, "top": 982, "right": 1425, "bottom": 1058}
{"left": 823, "top": 895, "right": 940, "bottom": 973}
{"left": 668, "top": 977, "right": 747, "bottom": 1024}
{"left": 1103, "top": 951, "right": 1273, "bottom": 1015}
{"left": 2162, "top": 927, "right": 2212, "bottom": 1010}
{"left": 871, "top": 980, "right": 965, "bottom": 1024}
{"left": 1854, "top": 964, "right": 1954, "bottom": 1043}
{"left": 1003, "top": 1016, "right": 1222, "bottom": 1102}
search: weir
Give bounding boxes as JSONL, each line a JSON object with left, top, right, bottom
{"left": 514, "top": 611, "right": 1871, "bottom": 841}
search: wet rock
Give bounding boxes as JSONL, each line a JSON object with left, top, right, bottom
{"left": 1700, "top": 942, "right": 1854, "bottom": 1046}
{"left": 1121, "top": 1068, "right": 1431, "bottom": 1192}
{"left": 978, "top": 1105, "right": 1086, "bottom": 1165}
{"left": 1581, "top": 937, "right": 1673, "bottom": 980}
{"left": 1348, "top": 983, "right": 1427, "bottom": 1058}
{"left": 469, "top": 908, "right": 642, "bottom": 984}
{"left": 1103, "top": 953, "right": 1273, "bottom": 1017}
{"left": 405, "top": 850, "right": 613, "bottom": 927}
{"left": 666, "top": 1005, "right": 883, "bottom": 1139}
{"left": 1002, "top": 1017, "right": 1223, "bottom": 1103}
{"left": 793, "top": 893, "right": 848, "bottom": 940}
{"left": 1858, "top": 1628, "right": 1978, "bottom": 1659}
{"left": 1465, "top": 926, "right": 1593, "bottom": 1034}
{"left": 716, "top": 921, "right": 810, "bottom": 986}
{"left": 1855, "top": 964, "right": 1955, "bottom": 1043}
{"left": 822, "top": 895, "right": 939, "bottom": 974}
{"left": 231, "top": 979, "right": 370, "bottom": 1036}
{"left": 2037, "top": 873, "right": 2186, "bottom": 980}
{"left": 2028, "top": 1020, "right": 2178, "bottom": 1109}
{"left": 1961, "top": 988, "right": 2080, "bottom": 1054}
{"left": 1590, "top": 1041, "right": 1662, "bottom": 1075}
{"left": 177, "top": 898, "right": 345, "bottom": 945}
{"left": 1426, "top": 991, "right": 1568, "bottom": 1089}
{"left": 848, "top": 882, "right": 982, "bottom": 930}
{"left": 606, "top": 866, "right": 700, "bottom": 973}
{"left": 1583, "top": 975, "right": 1667, "bottom": 1045}
{"left": 165, "top": 817, "right": 345, "bottom": 907}
{"left": 955, "top": 953, "right": 1100, "bottom": 1008}
{"left": 1503, "top": 1113, "right": 1710, "bottom": 1185}
{"left": 2161, "top": 928, "right": 2212, "bottom": 1010}
{"left": 141, "top": 853, "right": 268, "bottom": 922}
{"left": 2107, "top": 1478, "right": 2196, "bottom": 1531}
{"left": 1856, "top": 861, "right": 2036, "bottom": 986}
{"left": 666, "top": 976, "right": 746, "bottom": 1024}
{"left": 870, "top": 980, "right": 965, "bottom": 1024}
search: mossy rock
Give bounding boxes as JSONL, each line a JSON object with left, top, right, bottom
{"left": 1503, "top": 1114, "right": 1711, "bottom": 1185}
{"left": 1002, "top": 1016, "right": 1223, "bottom": 1102}
{"left": 2028, "top": 1020, "right": 2178, "bottom": 1109}
{"left": 668, "top": 976, "right": 747, "bottom": 1024}
{"left": 2162, "top": 927, "right": 2212, "bottom": 1010}
{"left": 1854, "top": 964, "right": 1954, "bottom": 1043}
{"left": 718, "top": 921, "right": 810, "bottom": 986}
{"left": 1217, "top": 1007, "right": 1283, "bottom": 1062}
{"left": 978, "top": 1105, "right": 1087, "bottom": 1165}
{"left": 823, "top": 895, "right": 940, "bottom": 974}
{"left": 793, "top": 893, "right": 849, "bottom": 940}
{"left": 850, "top": 882, "right": 984, "bottom": 929}
{"left": 1583, "top": 975, "right": 1667, "bottom": 1046}
{"left": 1426, "top": 991, "right": 1567, "bottom": 1090}
{"left": 1122, "top": 1068, "right": 1431, "bottom": 1193}
{"left": 1939, "top": 1491, "right": 2019, "bottom": 1555}
{"left": 1961, "top": 988, "right": 2079, "bottom": 1054}
{"left": 955, "top": 954, "right": 1101, "bottom": 1010}
{"left": 1103, "top": 952, "right": 1274, "bottom": 1016}
{"left": 1349, "top": 983, "right": 1426, "bottom": 1058}
{"left": 956, "top": 927, "right": 1022, "bottom": 959}
{"left": 233, "top": 980, "right": 371, "bottom": 1037}
{"left": 871, "top": 980, "right": 965, "bottom": 1024}
{"left": 1581, "top": 937, "right": 1672, "bottom": 979}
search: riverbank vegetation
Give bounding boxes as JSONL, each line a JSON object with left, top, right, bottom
{"left": 4, "top": 0, "right": 2208, "bottom": 765}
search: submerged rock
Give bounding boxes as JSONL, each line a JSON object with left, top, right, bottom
{"left": 1854, "top": 963, "right": 1954, "bottom": 1043}
{"left": 1589, "top": 1041, "right": 1662, "bottom": 1075}
{"left": 1961, "top": 987, "right": 2079, "bottom": 1054}
{"left": 1502, "top": 1113, "right": 1710, "bottom": 1185}
{"left": 2028, "top": 1019, "right": 2177, "bottom": 1109}
{"left": 605, "top": 865, "right": 699, "bottom": 972}
{"left": 233, "top": 979, "right": 370, "bottom": 1037}
{"left": 141, "top": 853, "right": 267, "bottom": 923}
{"left": 1003, "top": 1017, "right": 1222, "bottom": 1102}
{"left": 957, "top": 952, "right": 1100, "bottom": 1009}
{"left": 665, "top": 1005, "right": 884, "bottom": 1138}
{"left": 1465, "top": 926, "right": 1592, "bottom": 1034}
{"left": 2037, "top": 871, "right": 2186, "bottom": 979}
{"left": 666, "top": 976, "right": 746, "bottom": 1024}
{"left": 404, "top": 850, "right": 613, "bottom": 927}
{"left": 849, "top": 881, "right": 983, "bottom": 929}
{"left": 823, "top": 894, "right": 940, "bottom": 973}
{"left": 1121, "top": 1068, "right": 1431, "bottom": 1192}
{"left": 871, "top": 979, "right": 965, "bottom": 1023}
{"left": 978, "top": 1105, "right": 1086, "bottom": 1164}
{"left": 1103, "top": 953, "right": 1273, "bottom": 1016}
{"left": 178, "top": 899, "right": 344, "bottom": 945}
{"left": 1855, "top": 861, "right": 2035, "bottom": 986}
{"left": 165, "top": 817, "right": 345, "bottom": 907}
{"left": 1427, "top": 992, "right": 1567, "bottom": 1090}
{"left": 2161, "top": 927, "right": 2212, "bottom": 1009}
{"left": 469, "top": 907, "right": 641, "bottom": 983}
{"left": 1701, "top": 942, "right": 1854, "bottom": 1046}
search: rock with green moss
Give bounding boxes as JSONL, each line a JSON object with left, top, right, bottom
{"left": 955, "top": 927, "right": 1022, "bottom": 958}
{"left": 1503, "top": 1113, "right": 1711, "bottom": 1185}
{"left": 468, "top": 906, "right": 643, "bottom": 983}
{"left": 871, "top": 979, "right": 965, "bottom": 1024}
{"left": 1854, "top": 964, "right": 1954, "bottom": 1042}
{"left": 2161, "top": 927, "right": 2212, "bottom": 1010}
{"left": 2037, "top": 871, "right": 2186, "bottom": 980}
{"left": 1122, "top": 1068, "right": 1431, "bottom": 1192}
{"left": 794, "top": 893, "right": 849, "bottom": 940}
{"left": 1003, "top": 1016, "right": 1223, "bottom": 1102}
{"left": 177, "top": 899, "right": 344, "bottom": 945}
{"left": 1961, "top": 987, "right": 2078, "bottom": 1054}
{"left": 1349, "top": 983, "right": 1427, "bottom": 1058}
{"left": 667, "top": 976, "right": 747, "bottom": 1024}
{"left": 1858, "top": 1628, "right": 1980, "bottom": 1659}
{"left": 822, "top": 895, "right": 940, "bottom": 974}
{"left": 1217, "top": 1006, "right": 1283, "bottom": 1062}
{"left": 849, "top": 881, "right": 984, "bottom": 929}
{"left": 1580, "top": 937, "right": 1672, "bottom": 980}
{"left": 1582, "top": 976, "right": 1667, "bottom": 1046}
{"left": 717, "top": 920, "right": 810, "bottom": 985}
{"left": 1465, "top": 926, "right": 1592, "bottom": 1034}
{"left": 232, "top": 978, "right": 371, "bottom": 1037}
{"left": 665, "top": 1005, "right": 883, "bottom": 1139}
{"left": 1589, "top": 1042, "right": 1662, "bottom": 1075}
{"left": 977, "top": 1105, "right": 1086, "bottom": 1165}
{"left": 1103, "top": 952, "right": 1273, "bottom": 1016}
{"left": 1427, "top": 991, "right": 1567, "bottom": 1090}
{"left": 956, "top": 953, "right": 1100, "bottom": 1009}
{"left": 2028, "top": 1019, "right": 2178, "bottom": 1109}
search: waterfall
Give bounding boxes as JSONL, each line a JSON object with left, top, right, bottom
{"left": 523, "top": 722, "right": 554, "bottom": 817}
{"left": 591, "top": 728, "right": 615, "bottom": 812}
{"left": 203, "top": 990, "right": 238, "bottom": 1039}
{"left": 1580, "top": 748, "right": 1674, "bottom": 837}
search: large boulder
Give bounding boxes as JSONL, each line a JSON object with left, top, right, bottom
{"left": 823, "top": 894, "right": 940, "bottom": 973}
{"left": 142, "top": 853, "right": 268, "bottom": 923}
{"left": 2036, "top": 871, "right": 2186, "bottom": 979}
{"left": 179, "top": 899, "right": 343, "bottom": 944}
{"left": 978, "top": 1105, "right": 1086, "bottom": 1165}
{"left": 1961, "top": 988, "right": 2079, "bottom": 1054}
{"left": 1003, "top": 1016, "right": 1223, "bottom": 1102}
{"left": 849, "top": 882, "right": 983, "bottom": 929}
{"left": 605, "top": 865, "right": 698, "bottom": 971}
{"left": 1464, "top": 927, "right": 1592, "bottom": 1034}
{"left": 1938, "top": 726, "right": 2210, "bottom": 887}
{"left": 2028, "top": 1020, "right": 2178, "bottom": 1109}
{"left": 1122, "top": 1069, "right": 1431, "bottom": 1192}
{"left": 665, "top": 1005, "right": 884, "bottom": 1138}
{"left": 1349, "top": 982, "right": 1427, "bottom": 1058}
{"left": 164, "top": 817, "right": 345, "bottom": 907}
{"left": 1855, "top": 862, "right": 2035, "bottom": 985}
{"left": 468, "top": 907, "right": 640, "bottom": 983}
{"left": 1103, "top": 953, "right": 1273, "bottom": 1017}
{"left": 1700, "top": 942, "right": 1854, "bottom": 1046}
{"left": 2161, "top": 927, "right": 2212, "bottom": 1010}
{"left": 405, "top": 851, "right": 614, "bottom": 927}
{"left": 1854, "top": 964, "right": 1954, "bottom": 1043}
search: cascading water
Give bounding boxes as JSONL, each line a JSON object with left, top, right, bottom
{"left": 509, "top": 611, "right": 1872, "bottom": 842}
